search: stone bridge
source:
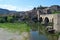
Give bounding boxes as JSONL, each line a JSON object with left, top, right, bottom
{"left": 39, "top": 14, "right": 60, "bottom": 32}
{"left": 40, "top": 14, "right": 54, "bottom": 23}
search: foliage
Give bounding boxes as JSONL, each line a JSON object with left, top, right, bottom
{"left": 53, "top": 11, "right": 60, "bottom": 14}
{"left": 0, "top": 23, "right": 30, "bottom": 33}
{"left": 7, "top": 16, "right": 13, "bottom": 22}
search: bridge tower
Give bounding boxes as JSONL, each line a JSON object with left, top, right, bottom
{"left": 37, "top": 10, "right": 40, "bottom": 21}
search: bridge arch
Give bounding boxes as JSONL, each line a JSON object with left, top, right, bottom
{"left": 44, "top": 17, "right": 49, "bottom": 23}
{"left": 39, "top": 17, "right": 43, "bottom": 23}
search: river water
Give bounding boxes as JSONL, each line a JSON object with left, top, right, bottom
{"left": 30, "top": 31, "right": 48, "bottom": 40}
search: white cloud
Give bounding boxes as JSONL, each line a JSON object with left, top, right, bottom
{"left": 0, "top": 4, "right": 18, "bottom": 10}
{"left": 0, "top": 4, "right": 33, "bottom": 11}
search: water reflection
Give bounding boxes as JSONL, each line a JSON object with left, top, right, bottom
{"left": 30, "top": 24, "right": 48, "bottom": 40}
{"left": 30, "top": 31, "right": 48, "bottom": 40}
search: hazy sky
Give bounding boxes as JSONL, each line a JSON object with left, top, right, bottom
{"left": 0, "top": 0, "right": 60, "bottom": 11}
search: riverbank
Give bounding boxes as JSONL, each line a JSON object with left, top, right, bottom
{"left": 0, "top": 23, "right": 30, "bottom": 33}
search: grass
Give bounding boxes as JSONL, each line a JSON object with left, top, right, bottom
{"left": 53, "top": 11, "right": 60, "bottom": 14}
{"left": 0, "top": 23, "right": 30, "bottom": 33}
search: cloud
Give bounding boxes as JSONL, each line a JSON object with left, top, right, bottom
{"left": 0, "top": 4, "right": 18, "bottom": 10}
{"left": 0, "top": 4, "right": 33, "bottom": 11}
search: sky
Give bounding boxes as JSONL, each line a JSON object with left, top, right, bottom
{"left": 0, "top": 0, "right": 60, "bottom": 11}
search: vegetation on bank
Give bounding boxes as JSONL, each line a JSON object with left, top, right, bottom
{"left": 0, "top": 23, "right": 30, "bottom": 33}
{"left": 53, "top": 11, "right": 60, "bottom": 14}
